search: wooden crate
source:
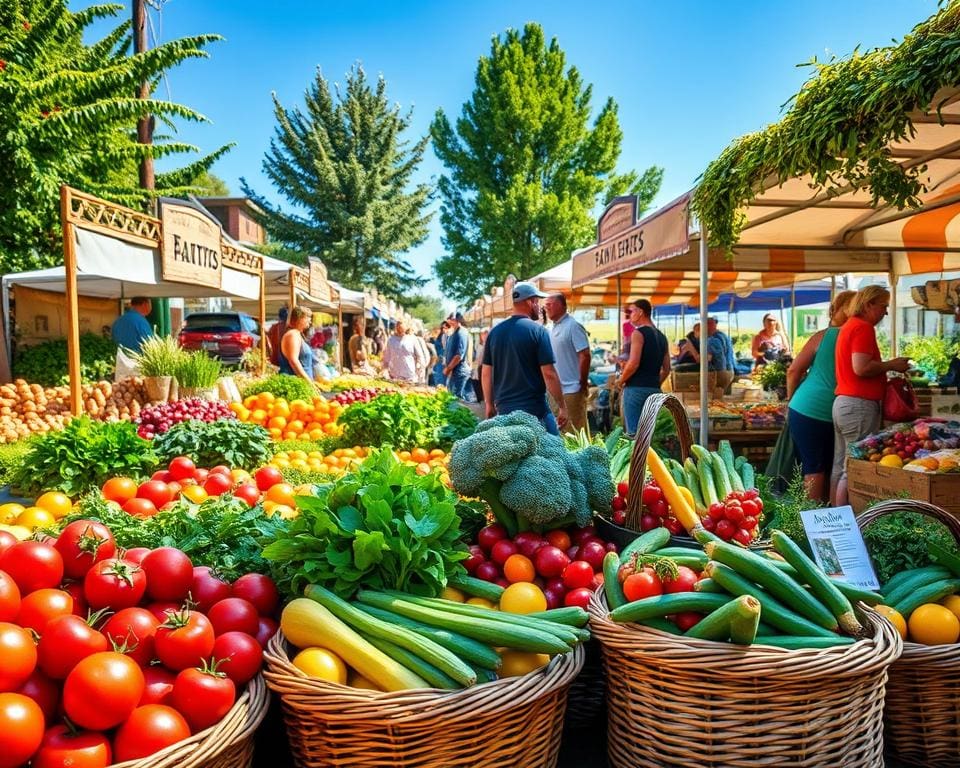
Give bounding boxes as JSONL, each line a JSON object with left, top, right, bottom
{"left": 847, "top": 459, "right": 960, "bottom": 514}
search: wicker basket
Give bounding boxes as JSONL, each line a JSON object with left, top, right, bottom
{"left": 588, "top": 590, "right": 902, "bottom": 767}
{"left": 562, "top": 636, "right": 605, "bottom": 731}
{"left": 110, "top": 674, "right": 269, "bottom": 768}
{"left": 858, "top": 499, "right": 960, "bottom": 767}
{"left": 263, "top": 631, "right": 583, "bottom": 767}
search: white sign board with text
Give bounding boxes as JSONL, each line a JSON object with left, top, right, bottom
{"left": 800, "top": 506, "right": 879, "bottom": 590}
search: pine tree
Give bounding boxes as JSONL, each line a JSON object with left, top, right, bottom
{"left": 242, "top": 65, "right": 431, "bottom": 299}
{"left": 0, "top": 1, "right": 231, "bottom": 274}
{"left": 431, "top": 23, "right": 663, "bottom": 303}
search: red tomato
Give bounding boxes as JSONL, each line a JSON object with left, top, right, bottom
{"left": 151, "top": 470, "right": 173, "bottom": 483}
{"left": 122, "top": 497, "right": 159, "bottom": 518}
{"left": 0, "top": 622, "right": 37, "bottom": 692}
{"left": 740, "top": 499, "right": 759, "bottom": 517}
{"left": 102, "top": 607, "right": 160, "bottom": 667}
{"left": 17, "top": 589, "right": 73, "bottom": 634}
{"left": 701, "top": 516, "right": 717, "bottom": 532}
{"left": 254, "top": 617, "right": 278, "bottom": 649}
{"left": 641, "top": 484, "right": 662, "bottom": 506}
{"left": 623, "top": 570, "right": 663, "bottom": 602}
{"left": 463, "top": 547, "right": 484, "bottom": 575}
{"left": 543, "top": 529, "right": 571, "bottom": 551}
{"left": 254, "top": 466, "right": 283, "bottom": 492}
{"left": 189, "top": 567, "right": 231, "bottom": 613}
{"left": 732, "top": 528, "right": 754, "bottom": 546}
{"left": 37, "top": 613, "right": 109, "bottom": 680}
{"left": 207, "top": 597, "right": 259, "bottom": 636}
{"left": 167, "top": 456, "right": 197, "bottom": 482}
{"left": 169, "top": 664, "right": 236, "bottom": 731}
{"left": 0, "top": 531, "right": 17, "bottom": 555}
{"left": 31, "top": 724, "right": 112, "bottom": 768}
{"left": 661, "top": 566, "right": 699, "bottom": 594}
{"left": 55, "top": 520, "right": 117, "bottom": 581}
{"left": 663, "top": 517, "right": 684, "bottom": 536}
{"left": 193, "top": 468, "right": 209, "bottom": 483}
{"left": 232, "top": 484, "right": 260, "bottom": 507}
{"left": 146, "top": 601, "right": 181, "bottom": 623}
{"left": 155, "top": 610, "right": 215, "bottom": 671}
{"left": 708, "top": 503, "right": 726, "bottom": 521}
{"left": 674, "top": 611, "right": 704, "bottom": 632}
{"left": 476, "top": 524, "right": 507, "bottom": 553}
{"left": 648, "top": 499, "right": 668, "bottom": 519}
{"left": 209, "top": 465, "right": 232, "bottom": 477}
{"left": 84, "top": 559, "right": 146, "bottom": 610}
{"left": 0, "top": 570, "right": 20, "bottom": 623}
{"left": 742, "top": 515, "right": 759, "bottom": 531}
{"left": 140, "top": 666, "right": 176, "bottom": 706}
{"left": 715, "top": 519, "right": 736, "bottom": 541}
{"left": 141, "top": 547, "right": 194, "bottom": 602}
{"left": 0, "top": 692, "right": 44, "bottom": 767}
{"left": 137, "top": 481, "right": 173, "bottom": 509}
{"left": 0, "top": 541, "right": 63, "bottom": 594}
{"left": 113, "top": 705, "right": 191, "bottom": 762}
{"left": 203, "top": 473, "right": 233, "bottom": 497}
{"left": 533, "top": 546, "right": 570, "bottom": 579}
{"left": 561, "top": 560, "right": 595, "bottom": 591}
{"left": 489, "top": 539, "right": 518, "bottom": 566}
{"left": 724, "top": 505, "right": 745, "bottom": 525}
{"left": 16, "top": 669, "right": 59, "bottom": 722}
{"left": 63, "top": 652, "right": 144, "bottom": 730}
{"left": 121, "top": 547, "right": 151, "bottom": 565}
{"left": 230, "top": 573, "right": 279, "bottom": 617}
{"left": 616, "top": 481, "right": 629, "bottom": 497}
{"left": 563, "top": 587, "right": 594, "bottom": 609}
{"left": 212, "top": 632, "right": 263, "bottom": 684}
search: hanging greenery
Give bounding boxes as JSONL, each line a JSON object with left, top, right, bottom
{"left": 692, "top": 1, "right": 960, "bottom": 250}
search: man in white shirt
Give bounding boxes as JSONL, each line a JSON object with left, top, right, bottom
{"left": 382, "top": 321, "right": 425, "bottom": 383}
{"left": 544, "top": 292, "right": 591, "bottom": 434}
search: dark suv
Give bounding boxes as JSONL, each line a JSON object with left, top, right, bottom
{"left": 178, "top": 312, "right": 260, "bottom": 365}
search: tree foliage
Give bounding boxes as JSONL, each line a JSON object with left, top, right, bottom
{"left": 431, "top": 23, "right": 662, "bottom": 304}
{"left": 242, "top": 64, "right": 431, "bottom": 299}
{"left": 405, "top": 294, "right": 446, "bottom": 328}
{"left": 0, "top": 0, "right": 231, "bottom": 274}
{"left": 191, "top": 171, "right": 230, "bottom": 197}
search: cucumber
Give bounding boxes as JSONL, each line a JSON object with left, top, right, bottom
{"left": 739, "top": 461, "right": 755, "bottom": 490}
{"left": 365, "top": 635, "right": 461, "bottom": 689}
{"left": 893, "top": 578, "right": 960, "bottom": 620}
{"left": 762, "top": 556, "right": 884, "bottom": 605}
{"left": 355, "top": 591, "right": 572, "bottom": 654}
{"left": 705, "top": 542, "right": 839, "bottom": 631}
{"left": 610, "top": 593, "right": 731, "bottom": 623}
{"left": 771, "top": 531, "right": 862, "bottom": 635}
{"left": 694, "top": 578, "right": 724, "bottom": 593}
{"left": 637, "top": 617, "right": 683, "bottom": 633}
{"left": 526, "top": 607, "right": 590, "bottom": 628}
{"left": 705, "top": 562, "right": 837, "bottom": 638}
{"left": 730, "top": 597, "right": 761, "bottom": 644}
{"left": 754, "top": 635, "right": 855, "bottom": 650}
{"left": 690, "top": 446, "right": 718, "bottom": 506}
{"left": 756, "top": 622, "right": 776, "bottom": 635}
{"left": 883, "top": 566, "right": 953, "bottom": 606}
{"left": 927, "top": 541, "right": 960, "bottom": 579}
{"left": 305, "top": 585, "right": 477, "bottom": 686}
{"left": 651, "top": 547, "right": 709, "bottom": 565}
{"left": 662, "top": 555, "right": 712, "bottom": 570}
{"left": 620, "top": 527, "right": 671, "bottom": 562}
{"left": 669, "top": 463, "right": 687, "bottom": 490}
{"left": 354, "top": 603, "right": 501, "bottom": 670}
{"left": 683, "top": 458, "right": 706, "bottom": 511}
{"left": 718, "top": 441, "right": 744, "bottom": 493}
{"left": 449, "top": 575, "right": 504, "bottom": 602}
{"left": 881, "top": 565, "right": 946, "bottom": 595}
{"left": 710, "top": 451, "right": 733, "bottom": 500}
{"left": 469, "top": 664, "right": 498, "bottom": 684}
{"left": 685, "top": 596, "right": 759, "bottom": 642}
{"left": 602, "top": 552, "right": 628, "bottom": 610}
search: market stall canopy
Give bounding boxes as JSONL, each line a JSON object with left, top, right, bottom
{"left": 330, "top": 282, "right": 369, "bottom": 315}
{"left": 652, "top": 283, "right": 833, "bottom": 318}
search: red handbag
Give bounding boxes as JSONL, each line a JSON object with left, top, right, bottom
{"left": 883, "top": 375, "right": 919, "bottom": 422}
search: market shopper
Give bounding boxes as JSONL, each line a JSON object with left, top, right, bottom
{"left": 442, "top": 313, "right": 472, "bottom": 399}
{"left": 471, "top": 328, "right": 489, "bottom": 403}
{"left": 112, "top": 296, "right": 154, "bottom": 353}
{"left": 266, "top": 306, "right": 288, "bottom": 366}
{"left": 616, "top": 299, "right": 670, "bottom": 437}
{"left": 481, "top": 282, "right": 568, "bottom": 434}
{"left": 752, "top": 314, "right": 791, "bottom": 365}
{"left": 832, "top": 286, "right": 912, "bottom": 505}
{"left": 347, "top": 318, "right": 374, "bottom": 373}
{"left": 545, "top": 292, "right": 591, "bottom": 434}
{"left": 430, "top": 324, "right": 448, "bottom": 386}
{"left": 785, "top": 290, "right": 856, "bottom": 503}
{"left": 382, "top": 321, "right": 425, "bottom": 384}
{"left": 415, "top": 331, "right": 434, "bottom": 385}
{"left": 708, "top": 317, "right": 736, "bottom": 392}
{"left": 279, "top": 306, "right": 315, "bottom": 384}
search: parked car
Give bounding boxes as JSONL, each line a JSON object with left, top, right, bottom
{"left": 178, "top": 312, "right": 260, "bottom": 365}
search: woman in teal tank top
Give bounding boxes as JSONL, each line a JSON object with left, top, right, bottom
{"left": 786, "top": 291, "right": 856, "bottom": 503}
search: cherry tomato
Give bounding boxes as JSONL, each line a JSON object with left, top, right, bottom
{"left": 202, "top": 473, "right": 232, "bottom": 498}
{"left": 561, "top": 560, "right": 594, "bottom": 591}
{"left": 155, "top": 610, "right": 215, "bottom": 671}
{"left": 732, "top": 528, "right": 754, "bottom": 546}
{"left": 121, "top": 547, "right": 151, "bottom": 565}
{"left": 189, "top": 566, "right": 231, "bottom": 613}
{"left": 742, "top": 515, "right": 759, "bottom": 531}
{"left": 740, "top": 499, "right": 759, "bottom": 518}
{"left": 616, "top": 481, "right": 629, "bottom": 497}
{"left": 0, "top": 570, "right": 20, "bottom": 623}
{"left": 490, "top": 539, "right": 518, "bottom": 566}
{"left": 639, "top": 514, "right": 659, "bottom": 532}
{"left": 137, "top": 481, "right": 173, "bottom": 509}
{"left": 648, "top": 499, "right": 668, "bottom": 519}
{"left": 641, "top": 484, "right": 662, "bottom": 506}
{"left": 742, "top": 489, "right": 760, "bottom": 501}
{"left": 674, "top": 612, "right": 704, "bottom": 632}
{"left": 122, "top": 497, "right": 159, "bottom": 518}
{"left": 167, "top": 456, "right": 197, "bottom": 482}
{"left": 170, "top": 664, "right": 236, "bottom": 731}
{"left": 708, "top": 503, "right": 726, "bottom": 521}
{"left": 0, "top": 541, "right": 63, "bottom": 593}
{"left": 209, "top": 465, "right": 232, "bottom": 477}
{"left": 622, "top": 570, "right": 663, "bottom": 602}
{"left": 475, "top": 561, "right": 500, "bottom": 582}
{"left": 254, "top": 617, "right": 278, "bottom": 649}
{"left": 84, "top": 558, "right": 146, "bottom": 610}
{"left": 16, "top": 669, "right": 58, "bottom": 722}
{"left": 253, "top": 466, "right": 283, "bottom": 492}
{"left": 141, "top": 547, "right": 194, "bottom": 603}
{"left": 661, "top": 566, "right": 699, "bottom": 594}
{"left": 36, "top": 613, "right": 109, "bottom": 680}
{"left": 232, "top": 484, "right": 261, "bottom": 507}
{"left": 724, "top": 505, "right": 745, "bottom": 525}
{"left": 543, "top": 529, "right": 571, "bottom": 551}
{"left": 0, "top": 692, "right": 44, "bottom": 767}
{"left": 476, "top": 524, "right": 507, "bottom": 553}
{"left": 533, "top": 546, "right": 570, "bottom": 579}
{"left": 146, "top": 601, "right": 181, "bottom": 623}
{"left": 212, "top": 632, "right": 263, "bottom": 684}
{"left": 102, "top": 607, "right": 160, "bottom": 667}
{"left": 207, "top": 597, "right": 259, "bottom": 636}
{"left": 230, "top": 573, "right": 279, "bottom": 617}
{"left": 0, "top": 531, "right": 17, "bottom": 555}
{"left": 54, "top": 520, "right": 116, "bottom": 580}
{"left": 663, "top": 517, "right": 684, "bottom": 536}
{"left": 563, "top": 587, "right": 593, "bottom": 609}
{"left": 17, "top": 588, "right": 73, "bottom": 634}
{"left": 701, "top": 516, "right": 717, "bottom": 532}
{"left": 63, "top": 652, "right": 144, "bottom": 730}
{"left": 0, "top": 622, "right": 37, "bottom": 692}
{"left": 715, "top": 519, "right": 736, "bottom": 541}
{"left": 31, "top": 723, "right": 112, "bottom": 768}
{"left": 140, "top": 666, "right": 176, "bottom": 706}
{"left": 113, "top": 704, "right": 191, "bottom": 762}
{"left": 463, "top": 547, "right": 484, "bottom": 575}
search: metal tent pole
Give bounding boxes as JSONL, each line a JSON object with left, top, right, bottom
{"left": 699, "top": 233, "right": 709, "bottom": 447}
{"left": 790, "top": 283, "right": 796, "bottom": 350}
{"left": 889, "top": 272, "right": 899, "bottom": 356}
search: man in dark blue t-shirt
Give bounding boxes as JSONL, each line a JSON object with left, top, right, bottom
{"left": 442, "top": 312, "right": 472, "bottom": 399}
{"left": 481, "top": 282, "right": 568, "bottom": 435}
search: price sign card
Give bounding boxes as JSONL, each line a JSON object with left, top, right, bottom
{"left": 799, "top": 506, "right": 880, "bottom": 590}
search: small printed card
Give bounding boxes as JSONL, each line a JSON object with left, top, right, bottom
{"left": 799, "top": 506, "right": 880, "bottom": 590}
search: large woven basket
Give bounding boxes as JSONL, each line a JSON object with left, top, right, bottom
{"left": 588, "top": 590, "right": 902, "bottom": 767}
{"left": 111, "top": 674, "right": 270, "bottom": 768}
{"left": 263, "top": 630, "right": 583, "bottom": 767}
{"left": 858, "top": 498, "right": 960, "bottom": 767}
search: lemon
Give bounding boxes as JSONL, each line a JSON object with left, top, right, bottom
{"left": 347, "top": 672, "right": 382, "bottom": 691}
{"left": 292, "top": 647, "right": 348, "bottom": 684}
{"left": 16, "top": 506, "right": 56, "bottom": 530}
{"left": 941, "top": 594, "right": 960, "bottom": 622}
{"left": 499, "top": 583, "right": 548, "bottom": 615}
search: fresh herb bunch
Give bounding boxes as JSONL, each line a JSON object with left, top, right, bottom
{"left": 58, "top": 493, "right": 286, "bottom": 580}
{"left": 0, "top": 439, "right": 33, "bottom": 486}
{"left": 10, "top": 416, "right": 157, "bottom": 496}
{"left": 261, "top": 449, "right": 468, "bottom": 598}
{"left": 758, "top": 361, "right": 788, "bottom": 391}
{"left": 129, "top": 336, "right": 187, "bottom": 378}
{"left": 153, "top": 419, "right": 271, "bottom": 469}
{"left": 455, "top": 498, "right": 490, "bottom": 543}
{"left": 337, "top": 390, "right": 463, "bottom": 451}
{"left": 279, "top": 467, "right": 339, "bottom": 488}
{"left": 437, "top": 402, "right": 479, "bottom": 447}
{"left": 13, "top": 333, "right": 117, "bottom": 386}
{"left": 175, "top": 350, "right": 223, "bottom": 389}
{"left": 756, "top": 468, "right": 818, "bottom": 550}
{"left": 862, "top": 507, "right": 960, "bottom": 585}
{"left": 241, "top": 374, "right": 317, "bottom": 403}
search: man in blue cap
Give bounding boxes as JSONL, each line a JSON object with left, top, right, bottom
{"left": 442, "top": 311, "right": 472, "bottom": 399}
{"left": 481, "top": 281, "right": 568, "bottom": 434}
{"left": 111, "top": 296, "right": 153, "bottom": 353}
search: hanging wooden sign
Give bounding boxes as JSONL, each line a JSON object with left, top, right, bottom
{"left": 160, "top": 203, "right": 223, "bottom": 290}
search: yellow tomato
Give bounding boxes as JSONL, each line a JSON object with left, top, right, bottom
{"left": 16, "top": 506, "right": 56, "bottom": 529}
{"left": 0, "top": 503, "right": 25, "bottom": 524}
{"left": 181, "top": 485, "right": 209, "bottom": 504}
{"left": 292, "top": 648, "right": 347, "bottom": 683}
{"left": 440, "top": 587, "right": 466, "bottom": 602}
{"left": 942, "top": 594, "right": 960, "bottom": 623}
{"left": 0, "top": 524, "right": 32, "bottom": 541}
{"left": 273, "top": 504, "right": 298, "bottom": 520}
{"left": 266, "top": 483, "right": 296, "bottom": 507}
{"left": 36, "top": 491, "right": 72, "bottom": 519}
{"left": 874, "top": 604, "right": 907, "bottom": 640}
{"left": 465, "top": 597, "right": 497, "bottom": 610}
{"left": 498, "top": 651, "right": 551, "bottom": 678}
{"left": 908, "top": 603, "right": 960, "bottom": 645}
{"left": 499, "top": 583, "right": 547, "bottom": 615}
{"left": 230, "top": 468, "right": 251, "bottom": 484}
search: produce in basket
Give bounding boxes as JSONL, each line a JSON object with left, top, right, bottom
{"left": 877, "top": 545, "right": 960, "bottom": 644}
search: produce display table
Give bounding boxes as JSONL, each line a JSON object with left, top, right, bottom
{"left": 847, "top": 459, "right": 960, "bottom": 516}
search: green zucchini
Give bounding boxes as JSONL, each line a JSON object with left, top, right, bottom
{"left": 620, "top": 527, "right": 671, "bottom": 563}
{"left": 683, "top": 458, "right": 706, "bottom": 511}
{"left": 602, "top": 551, "right": 628, "bottom": 610}
{"left": 771, "top": 531, "right": 862, "bottom": 635}
{"left": 753, "top": 635, "right": 855, "bottom": 650}
{"left": 365, "top": 635, "right": 461, "bottom": 689}
{"left": 704, "top": 562, "right": 836, "bottom": 638}
{"left": 669, "top": 463, "right": 687, "bottom": 490}
{"left": 756, "top": 622, "right": 776, "bottom": 635}
{"left": 355, "top": 591, "right": 572, "bottom": 654}
{"left": 449, "top": 575, "right": 504, "bottom": 602}
{"left": 883, "top": 566, "right": 953, "bottom": 606}
{"left": 354, "top": 603, "right": 501, "bottom": 670}
{"left": 305, "top": 585, "right": 477, "bottom": 686}
{"left": 694, "top": 578, "right": 724, "bottom": 593}
{"left": 651, "top": 547, "right": 709, "bottom": 566}
{"left": 927, "top": 541, "right": 960, "bottom": 579}
{"left": 526, "top": 607, "right": 590, "bottom": 628}
{"left": 690, "top": 446, "right": 718, "bottom": 506}
{"left": 685, "top": 595, "right": 759, "bottom": 642}
{"left": 710, "top": 451, "right": 733, "bottom": 500}
{"left": 762, "top": 556, "right": 884, "bottom": 605}
{"left": 704, "top": 542, "right": 839, "bottom": 631}
{"left": 739, "top": 461, "right": 755, "bottom": 490}
{"left": 637, "top": 617, "right": 683, "bottom": 633}
{"left": 893, "top": 578, "right": 960, "bottom": 620}
{"left": 469, "top": 664, "right": 498, "bottom": 684}
{"left": 718, "top": 441, "right": 744, "bottom": 493}
{"left": 610, "top": 592, "right": 730, "bottom": 623}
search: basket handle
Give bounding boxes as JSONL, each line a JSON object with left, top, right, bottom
{"left": 856, "top": 498, "right": 960, "bottom": 545}
{"left": 624, "top": 393, "right": 694, "bottom": 531}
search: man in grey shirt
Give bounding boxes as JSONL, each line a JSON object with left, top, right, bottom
{"left": 545, "top": 292, "right": 591, "bottom": 434}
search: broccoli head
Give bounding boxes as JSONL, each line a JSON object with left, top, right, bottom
{"left": 578, "top": 444, "right": 616, "bottom": 516}
{"left": 447, "top": 413, "right": 540, "bottom": 495}
{"left": 499, "top": 454, "right": 572, "bottom": 526}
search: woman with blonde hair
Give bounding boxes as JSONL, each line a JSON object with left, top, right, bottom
{"left": 832, "top": 285, "right": 911, "bottom": 504}
{"left": 785, "top": 290, "right": 855, "bottom": 502}
{"left": 279, "top": 306, "right": 316, "bottom": 384}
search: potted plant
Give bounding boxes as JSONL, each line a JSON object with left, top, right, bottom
{"left": 758, "top": 360, "right": 788, "bottom": 400}
{"left": 175, "top": 350, "right": 223, "bottom": 401}
{"left": 129, "top": 336, "right": 186, "bottom": 402}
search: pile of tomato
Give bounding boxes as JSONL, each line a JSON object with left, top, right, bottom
{"left": 617, "top": 559, "right": 706, "bottom": 631}
{"left": 0, "top": 519, "right": 278, "bottom": 767}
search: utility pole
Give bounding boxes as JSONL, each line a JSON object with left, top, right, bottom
{"left": 133, "top": 0, "right": 154, "bottom": 191}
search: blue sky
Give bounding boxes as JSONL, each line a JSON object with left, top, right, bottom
{"left": 83, "top": 0, "right": 939, "bottom": 302}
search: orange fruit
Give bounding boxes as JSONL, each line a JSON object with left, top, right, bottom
{"left": 323, "top": 423, "right": 338, "bottom": 435}
{"left": 411, "top": 448, "right": 429, "bottom": 463}
{"left": 503, "top": 554, "right": 536, "bottom": 584}
{"left": 266, "top": 483, "right": 296, "bottom": 507}
{"left": 250, "top": 409, "right": 267, "bottom": 424}
{"left": 283, "top": 431, "right": 298, "bottom": 441}
{"left": 243, "top": 395, "right": 259, "bottom": 410}
{"left": 309, "top": 429, "right": 324, "bottom": 441}
{"left": 181, "top": 484, "right": 209, "bottom": 504}
{"left": 269, "top": 427, "right": 283, "bottom": 439}
{"left": 36, "top": 491, "right": 73, "bottom": 519}
{"left": 875, "top": 604, "right": 907, "bottom": 640}
{"left": 268, "top": 416, "right": 287, "bottom": 430}
{"left": 271, "top": 400, "right": 291, "bottom": 419}
{"left": 287, "top": 420, "right": 305, "bottom": 434}
{"left": 398, "top": 451, "right": 412, "bottom": 462}
{"left": 429, "top": 449, "right": 445, "bottom": 459}
{"left": 102, "top": 477, "right": 138, "bottom": 505}
{"left": 908, "top": 603, "right": 960, "bottom": 645}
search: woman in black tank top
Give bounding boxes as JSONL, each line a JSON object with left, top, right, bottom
{"left": 616, "top": 300, "right": 670, "bottom": 437}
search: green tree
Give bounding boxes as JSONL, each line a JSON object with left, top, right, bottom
{"left": 431, "top": 23, "right": 662, "bottom": 304}
{"left": 191, "top": 171, "right": 230, "bottom": 197}
{"left": 0, "top": 1, "right": 231, "bottom": 274}
{"left": 242, "top": 65, "right": 431, "bottom": 299}
{"left": 405, "top": 294, "right": 446, "bottom": 328}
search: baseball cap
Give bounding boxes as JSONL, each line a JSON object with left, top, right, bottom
{"left": 512, "top": 281, "right": 547, "bottom": 301}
